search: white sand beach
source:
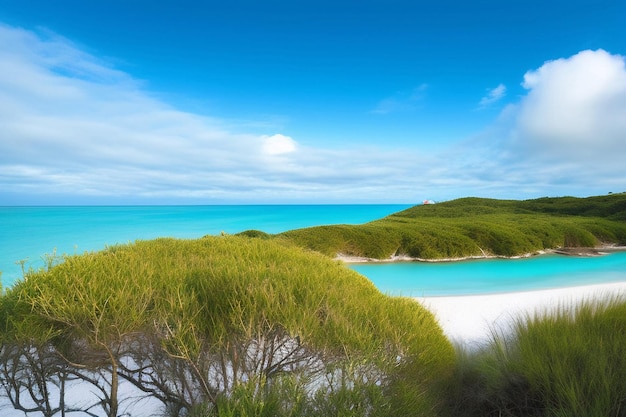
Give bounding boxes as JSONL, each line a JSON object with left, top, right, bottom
{"left": 416, "top": 281, "right": 626, "bottom": 347}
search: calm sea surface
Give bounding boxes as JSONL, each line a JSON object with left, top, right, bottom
{"left": 351, "top": 253, "right": 626, "bottom": 296}
{"left": 1, "top": 205, "right": 625, "bottom": 295}
{"left": 0, "top": 205, "right": 409, "bottom": 286}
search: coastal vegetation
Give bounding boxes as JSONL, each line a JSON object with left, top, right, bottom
{"left": 276, "top": 193, "right": 626, "bottom": 260}
{"left": 445, "top": 296, "right": 626, "bottom": 417}
{"left": 0, "top": 236, "right": 454, "bottom": 416}
{"left": 1, "top": 193, "right": 626, "bottom": 416}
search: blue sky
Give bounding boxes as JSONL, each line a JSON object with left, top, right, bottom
{"left": 1, "top": 0, "right": 625, "bottom": 204}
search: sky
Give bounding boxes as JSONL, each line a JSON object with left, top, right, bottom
{"left": 1, "top": 0, "right": 625, "bottom": 204}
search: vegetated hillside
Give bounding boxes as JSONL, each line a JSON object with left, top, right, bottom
{"left": 394, "top": 193, "right": 626, "bottom": 220}
{"left": 276, "top": 193, "right": 626, "bottom": 260}
{"left": 0, "top": 236, "right": 454, "bottom": 417}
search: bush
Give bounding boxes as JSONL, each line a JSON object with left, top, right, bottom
{"left": 510, "top": 297, "right": 626, "bottom": 416}
{"left": 0, "top": 236, "right": 454, "bottom": 417}
{"left": 235, "top": 229, "right": 271, "bottom": 239}
{"left": 444, "top": 296, "right": 626, "bottom": 417}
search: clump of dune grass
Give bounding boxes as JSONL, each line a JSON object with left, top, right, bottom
{"left": 443, "top": 293, "right": 626, "bottom": 417}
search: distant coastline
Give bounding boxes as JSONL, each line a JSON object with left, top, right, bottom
{"left": 336, "top": 244, "right": 626, "bottom": 264}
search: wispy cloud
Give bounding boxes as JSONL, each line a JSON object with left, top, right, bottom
{"left": 1, "top": 22, "right": 625, "bottom": 204}
{"left": 371, "top": 84, "right": 428, "bottom": 114}
{"left": 0, "top": 24, "right": 434, "bottom": 203}
{"left": 478, "top": 83, "right": 506, "bottom": 108}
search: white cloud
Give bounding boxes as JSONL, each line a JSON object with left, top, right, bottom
{"left": 452, "top": 49, "right": 626, "bottom": 197}
{"left": 0, "top": 24, "right": 434, "bottom": 203}
{"left": 2, "top": 22, "right": 625, "bottom": 204}
{"left": 478, "top": 83, "right": 506, "bottom": 108}
{"left": 517, "top": 49, "right": 626, "bottom": 158}
{"left": 261, "top": 134, "right": 297, "bottom": 155}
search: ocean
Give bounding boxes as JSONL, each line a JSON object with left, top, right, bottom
{"left": 0, "top": 205, "right": 410, "bottom": 286}
{"left": 1, "top": 205, "right": 625, "bottom": 295}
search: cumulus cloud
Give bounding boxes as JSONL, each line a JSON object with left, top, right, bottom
{"left": 454, "top": 49, "right": 626, "bottom": 197}
{"left": 517, "top": 49, "right": 626, "bottom": 158}
{"left": 478, "top": 83, "right": 506, "bottom": 108}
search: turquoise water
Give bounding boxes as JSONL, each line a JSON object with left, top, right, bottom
{"left": 2, "top": 205, "right": 625, "bottom": 295}
{"left": 350, "top": 253, "right": 626, "bottom": 296}
{"left": 0, "top": 205, "right": 409, "bottom": 286}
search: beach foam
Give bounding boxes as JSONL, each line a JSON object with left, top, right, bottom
{"left": 416, "top": 282, "right": 626, "bottom": 347}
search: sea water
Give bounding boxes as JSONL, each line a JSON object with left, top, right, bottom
{"left": 350, "top": 252, "right": 626, "bottom": 297}
{"left": 0, "top": 205, "right": 409, "bottom": 286}
{"left": 2, "top": 205, "right": 625, "bottom": 295}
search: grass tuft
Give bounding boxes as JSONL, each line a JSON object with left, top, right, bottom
{"left": 443, "top": 294, "right": 626, "bottom": 417}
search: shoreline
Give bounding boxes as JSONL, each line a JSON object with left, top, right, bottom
{"left": 416, "top": 281, "right": 626, "bottom": 346}
{"left": 336, "top": 245, "right": 626, "bottom": 264}
{"left": 337, "top": 245, "right": 626, "bottom": 345}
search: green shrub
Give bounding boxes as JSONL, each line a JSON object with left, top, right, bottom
{"left": 561, "top": 226, "right": 597, "bottom": 247}
{"left": 236, "top": 229, "right": 271, "bottom": 239}
{"left": 0, "top": 236, "right": 454, "bottom": 416}
{"left": 510, "top": 297, "right": 626, "bottom": 416}
{"left": 444, "top": 296, "right": 626, "bottom": 417}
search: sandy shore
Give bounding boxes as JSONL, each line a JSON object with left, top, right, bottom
{"left": 416, "top": 281, "right": 626, "bottom": 347}
{"left": 336, "top": 252, "right": 542, "bottom": 263}
{"left": 338, "top": 247, "right": 626, "bottom": 346}
{"left": 336, "top": 245, "right": 626, "bottom": 264}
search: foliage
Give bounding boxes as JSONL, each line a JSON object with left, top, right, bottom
{"left": 235, "top": 229, "right": 271, "bottom": 239}
{"left": 0, "top": 236, "right": 454, "bottom": 416}
{"left": 280, "top": 194, "right": 626, "bottom": 260}
{"left": 3, "top": 193, "right": 626, "bottom": 416}
{"left": 443, "top": 296, "right": 626, "bottom": 417}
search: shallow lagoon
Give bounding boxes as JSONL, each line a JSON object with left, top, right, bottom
{"left": 350, "top": 252, "right": 626, "bottom": 296}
